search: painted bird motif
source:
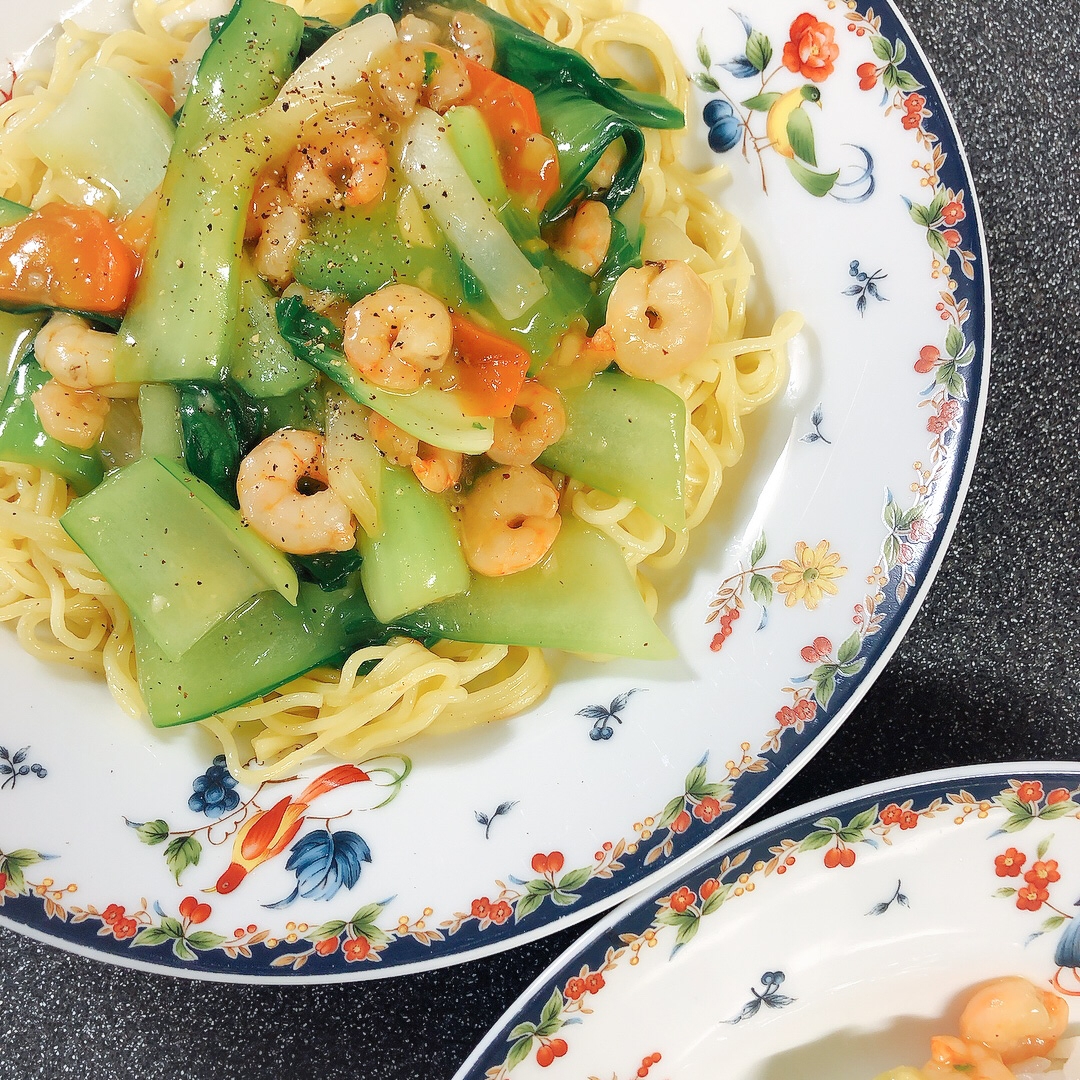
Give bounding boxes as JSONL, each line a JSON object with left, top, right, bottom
{"left": 765, "top": 84, "right": 822, "bottom": 163}
{"left": 211, "top": 764, "right": 370, "bottom": 895}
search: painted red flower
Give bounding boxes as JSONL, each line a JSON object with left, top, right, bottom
{"left": 901, "top": 112, "right": 921, "bottom": 130}
{"left": 927, "top": 413, "right": 948, "bottom": 435}
{"left": 0, "top": 872, "right": 7, "bottom": 893}
{"left": 941, "top": 200, "right": 966, "bottom": 226}
{"left": 995, "top": 847, "right": 1026, "bottom": 877}
{"left": 794, "top": 699, "right": 817, "bottom": 722}
{"left": 899, "top": 810, "right": 919, "bottom": 830}
{"left": 112, "top": 917, "right": 138, "bottom": 940}
{"left": 942, "top": 229, "right": 961, "bottom": 249}
{"left": 1025, "top": 859, "right": 1061, "bottom": 886}
{"left": 693, "top": 796, "right": 722, "bottom": 824}
{"left": 1048, "top": 788, "right": 1072, "bottom": 805}
{"left": 671, "top": 809, "right": 692, "bottom": 834}
{"left": 1017, "top": 781, "right": 1044, "bottom": 804}
{"left": 314, "top": 936, "right": 339, "bottom": 956}
{"left": 584, "top": 971, "right": 605, "bottom": 994}
{"left": 669, "top": 886, "right": 697, "bottom": 914}
{"left": 905, "top": 92, "right": 927, "bottom": 114}
{"left": 102, "top": 903, "right": 125, "bottom": 925}
{"left": 565, "top": 976, "right": 587, "bottom": 1001}
{"left": 880, "top": 803, "right": 903, "bottom": 826}
{"left": 908, "top": 516, "right": 931, "bottom": 543}
{"left": 489, "top": 900, "right": 513, "bottom": 925}
{"left": 775, "top": 705, "right": 798, "bottom": 727}
{"left": 470, "top": 896, "right": 491, "bottom": 919}
{"left": 344, "top": 935, "right": 370, "bottom": 962}
{"left": 782, "top": 14, "right": 840, "bottom": 83}
{"left": 1016, "top": 883, "right": 1048, "bottom": 912}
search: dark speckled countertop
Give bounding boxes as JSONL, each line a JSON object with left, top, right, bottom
{"left": 2, "top": 0, "right": 1078, "bottom": 1075}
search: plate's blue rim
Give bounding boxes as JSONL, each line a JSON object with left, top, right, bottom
{"left": 454, "top": 762, "right": 1075, "bottom": 1078}
{"left": 0, "top": 0, "right": 991, "bottom": 981}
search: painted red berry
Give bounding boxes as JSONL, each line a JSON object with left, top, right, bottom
{"left": 700, "top": 877, "right": 720, "bottom": 899}
{"left": 942, "top": 228, "right": 961, "bottom": 248}
{"left": 550, "top": 1039, "right": 568, "bottom": 1058}
{"left": 0, "top": 872, "right": 7, "bottom": 893}
{"left": 915, "top": 345, "right": 940, "bottom": 373}
{"left": 823, "top": 847, "right": 841, "bottom": 869}
{"left": 178, "top": 896, "right": 199, "bottom": 920}
{"left": 839, "top": 847, "right": 856, "bottom": 867}
{"left": 315, "top": 936, "right": 339, "bottom": 956}
{"left": 536, "top": 1045, "right": 555, "bottom": 1068}
{"left": 672, "top": 809, "right": 692, "bottom": 834}
{"left": 1048, "top": 788, "right": 1072, "bottom": 805}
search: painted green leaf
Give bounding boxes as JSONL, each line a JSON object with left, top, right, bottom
{"left": 848, "top": 806, "right": 879, "bottom": 833}
{"left": 816, "top": 816, "right": 844, "bottom": 833}
{"left": 692, "top": 72, "right": 721, "bottom": 94}
{"left": 514, "top": 891, "right": 545, "bottom": 922}
{"left": 881, "top": 65, "right": 900, "bottom": 93}
{"left": 839, "top": 659, "right": 866, "bottom": 678}
{"left": 742, "top": 92, "right": 782, "bottom": 112}
{"left": 945, "top": 369, "right": 967, "bottom": 399}
{"left": 899, "top": 505, "right": 923, "bottom": 528}
{"left": 999, "top": 816, "right": 1035, "bottom": 834}
{"left": 506, "top": 1036, "right": 534, "bottom": 1072}
{"left": 1042, "top": 915, "right": 1066, "bottom": 931}
{"left": 908, "top": 202, "right": 934, "bottom": 227}
{"left": 883, "top": 497, "right": 902, "bottom": 529}
{"left": 786, "top": 158, "right": 838, "bottom": 198}
{"left": 549, "top": 890, "right": 580, "bottom": 907}
{"left": 746, "top": 31, "right": 773, "bottom": 73}
{"left": 1037, "top": 834, "right": 1054, "bottom": 859}
{"left": 685, "top": 762, "right": 709, "bottom": 796}
{"left": 870, "top": 34, "right": 894, "bottom": 61}
{"left": 815, "top": 671, "right": 837, "bottom": 707}
{"left": 134, "top": 819, "right": 170, "bottom": 846}
{"left": 172, "top": 938, "right": 197, "bottom": 961}
{"left": 893, "top": 39, "right": 908, "bottom": 65}
{"left": 311, "top": 919, "right": 347, "bottom": 941}
{"left": 927, "top": 189, "right": 948, "bottom": 223}
{"left": 751, "top": 532, "right": 767, "bottom": 564}
{"left": 699, "top": 781, "right": 730, "bottom": 799}
{"left": 837, "top": 632, "right": 861, "bottom": 665}
{"left": 540, "top": 987, "right": 564, "bottom": 1027}
{"left": 996, "top": 793, "right": 1030, "bottom": 817}
{"left": 164, "top": 836, "right": 202, "bottom": 885}
{"left": 799, "top": 829, "right": 834, "bottom": 851}
{"left": 957, "top": 344, "right": 977, "bottom": 366}
{"left": 786, "top": 107, "right": 816, "bottom": 166}
{"left": 159, "top": 916, "right": 185, "bottom": 939}
{"left": 993, "top": 887, "right": 1017, "bottom": 898}
{"left": 657, "top": 795, "right": 686, "bottom": 829}
{"left": 896, "top": 68, "right": 924, "bottom": 92}
{"left": 1041, "top": 802, "right": 1078, "bottom": 820}
{"left": 945, "top": 324, "right": 964, "bottom": 357}
{"left": 509, "top": 1022, "right": 538, "bottom": 1040}
{"left": 131, "top": 926, "right": 172, "bottom": 947}
{"left": 882, "top": 533, "right": 900, "bottom": 568}
{"left": 526, "top": 878, "right": 555, "bottom": 896}
{"left": 350, "top": 903, "right": 386, "bottom": 928}
{"left": 935, "top": 360, "right": 957, "bottom": 386}
{"left": 655, "top": 906, "right": 686, "bottom": 927}
{"left": 696, "top": 31, "right": 711, "bottom": 69}
{"left": 837, "top": 827, "right": 864, "bottom": 843}
{"left": 187, "top": 931, "right": 227, "bottom": 951}
{"left": 558, "top": 867, "right": 592, "bottom": 892}
{"left": 674, "top": 915, "right": 701, "bottom": 947}
{"left": 750, "top": 572, "right": 773, "bottom": 605}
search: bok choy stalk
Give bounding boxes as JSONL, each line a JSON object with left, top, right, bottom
{"left": 115, "top": 0, "right": 304, "bottom": 383}
{"left": 400, "top": 108, "right": 547, "bottom": 322}
{"left": 276, "top": 295, "right": 495, "bottom": 454}
{"left": 298, "top": 0, "right": 402, "bottom": 59}
{"left": 399, "top": 0, "right": 684, "bottom": 131}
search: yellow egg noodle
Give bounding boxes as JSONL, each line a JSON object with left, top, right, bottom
{"left": 0, "top": 0, "right": 794, "bottom": 781}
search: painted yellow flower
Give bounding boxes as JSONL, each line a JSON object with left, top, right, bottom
{"left": 772, "top": 541, "right": 847, "bottom": 609}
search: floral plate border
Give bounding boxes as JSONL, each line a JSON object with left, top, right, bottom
{"left": 456, "top": 764, "right": 1080, "bottom": 1078}
{"left": 0, "top": 0, "right": 989, "bottom": 980}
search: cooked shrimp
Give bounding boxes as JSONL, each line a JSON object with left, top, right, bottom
{"left": 34, "top": 314, "right": 117, "bottom": 390}
{"left": 922, "top": 1036, "right": 1014, "bottom": 1080}
{"left": 285, "top": 121, "right": 388, "bottom": 212}
{"left": 236, "top": 430, "right": 356, "bottom": 555}
{"left": 343, "top": 284, "right": 453, "bottom": 392}
{"left": 412, "top": 445, "right": 463, "bottom": 493}
{"left": 449, "top": 12, "right": 495, "bottom": 67}
{"left": 368, "top": 414, "right": 462, "bottom": 493}
{"left": 958, "top": 977, "right": 1069, "bottom": 1065}
{"left": 488, "top": 380, "right": 566, "bottom": 466}
{"left": 425, "top": 52, "right": 472, "bottom": 113}
{"left": 246, "top": 170, "right": 289, "bottom": 241}
{"left": 398, "top": 13, "right": 439, "bottom": 43}
{"left": 31, "top": 381, "right": 110, "bottom": 450}
{"left": 253, "top": 203, "right": 310, "bottom": 289}
{"left": 605, "top": 260, "right": 714, "bottom": 381}
{"left": 553, "top": 200, "right": 612, "bottom": 277}
{"left": 586, "top": 143, "right": 624, "bottom": 191}
{"left": 377, "top": 43, "right": 426, "bottom": 118}
{"left": 459, "top": 465, "right": 562, "bottom": 576}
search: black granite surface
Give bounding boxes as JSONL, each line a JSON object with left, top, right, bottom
{"left": 2, "top": 0, "right": 1078, "bottom": 1076}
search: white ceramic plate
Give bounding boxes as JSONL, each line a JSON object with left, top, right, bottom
{"left": 456, "top": 764, "right": 1080, "bottom": 1079}
{"left": 0, "top": 0, "right": 989, "bottom": 979}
